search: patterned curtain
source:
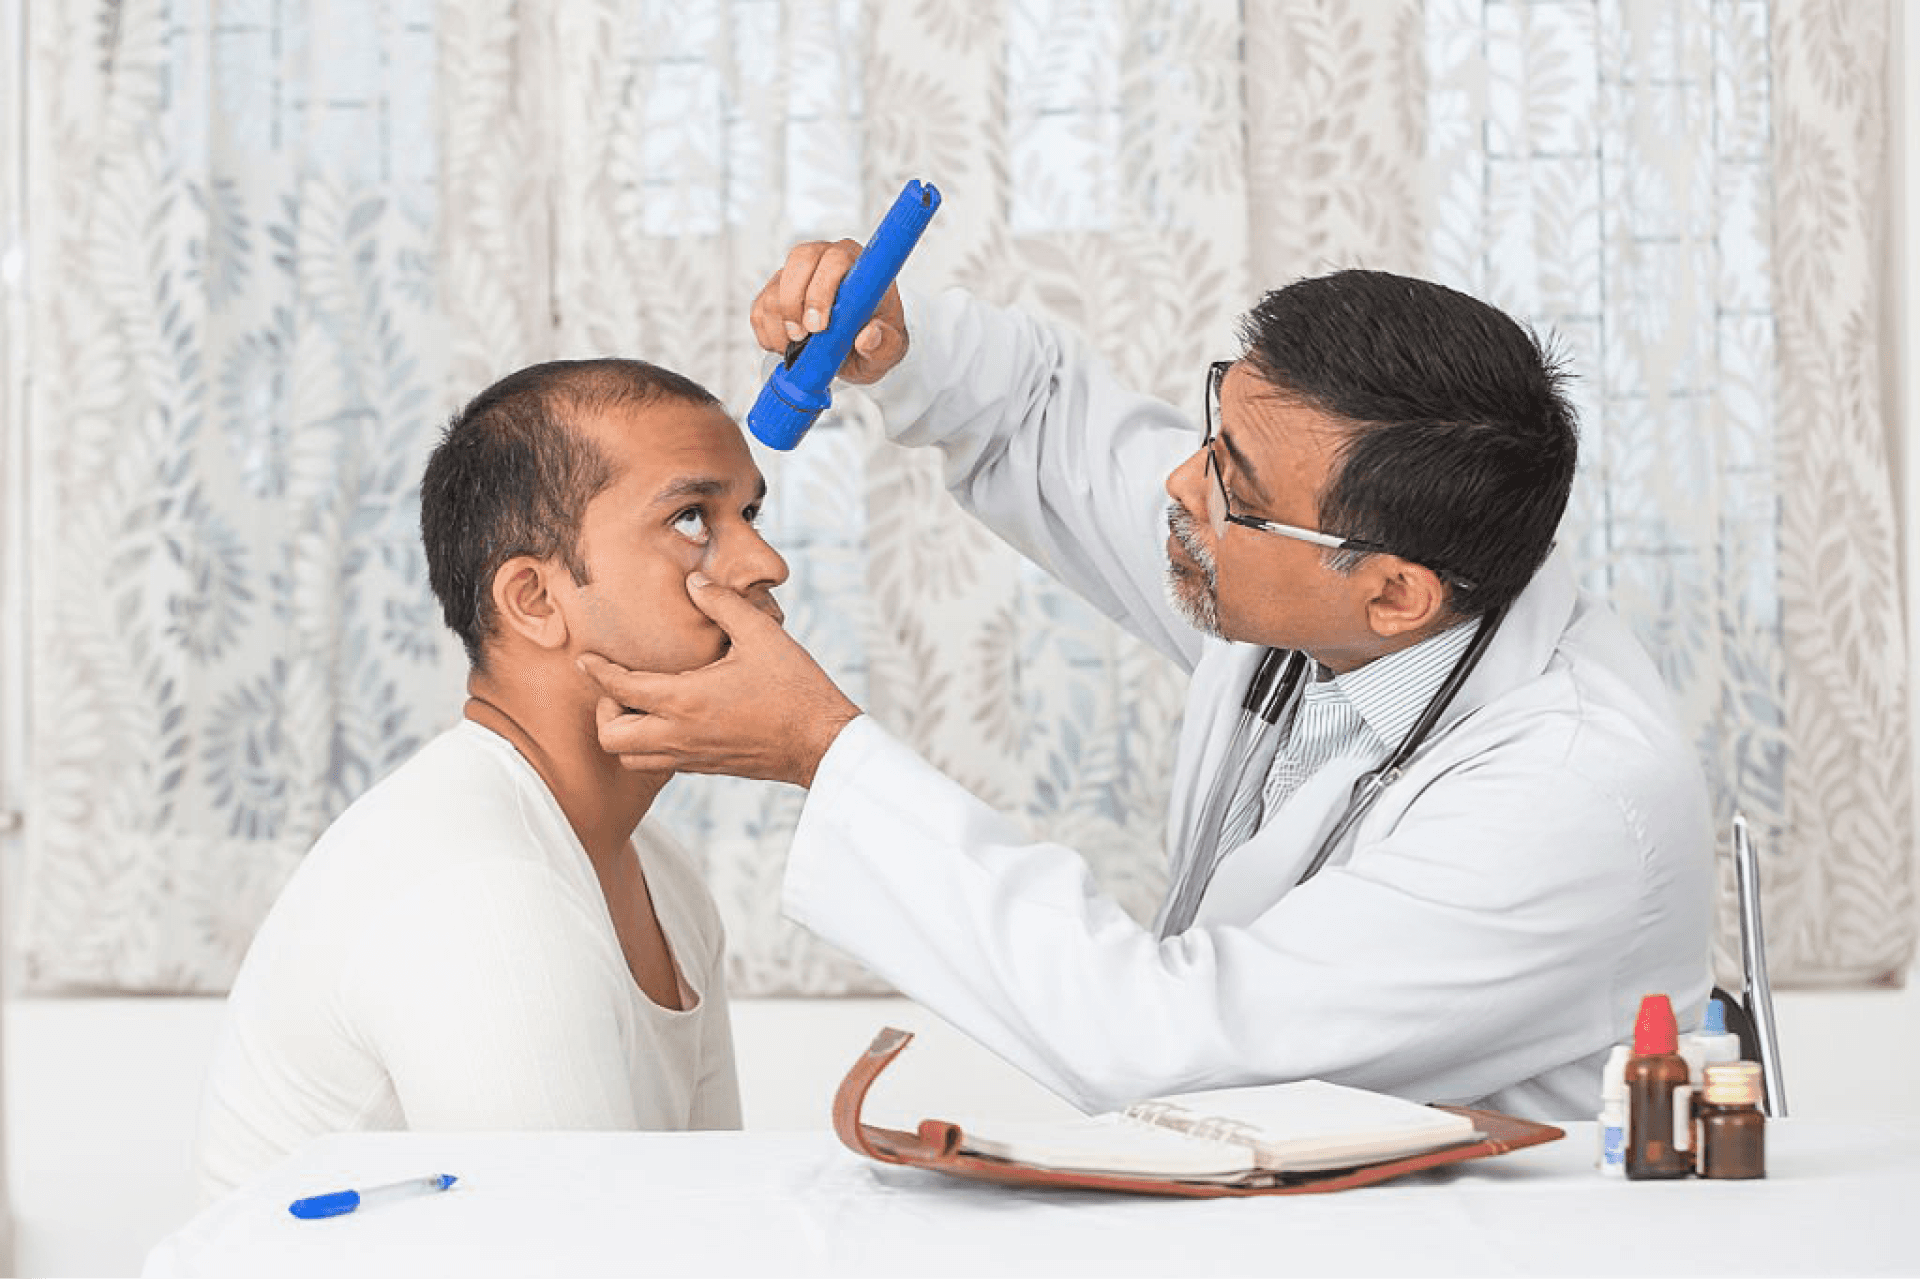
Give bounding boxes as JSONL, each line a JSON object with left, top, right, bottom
{"left": 18, "top": 1, "right": 467, "bottom": 990}
{"left": 13, "top": 0, "right": 1909, "bottom": 994}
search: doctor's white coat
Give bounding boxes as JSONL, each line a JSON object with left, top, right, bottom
{"left": 782, "top": 288, "right": 1715, "bottom": 1121}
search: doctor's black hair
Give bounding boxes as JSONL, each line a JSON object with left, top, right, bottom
{"left": 1236, "top": 269, "right": 1578, "bottom": 618}
{"left": 419, "top": 358, "right": 723, "bottom": 670}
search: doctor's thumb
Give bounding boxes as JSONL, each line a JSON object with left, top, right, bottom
{"left": 684, "top": 571, "right": 760, "bottom": 632}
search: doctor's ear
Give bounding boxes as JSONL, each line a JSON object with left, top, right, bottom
{"left": 1364, "top": 559, "right": 1449, "bottom": 640}
{"left": 490, "top": 556, "right": 573, "bottom": 652}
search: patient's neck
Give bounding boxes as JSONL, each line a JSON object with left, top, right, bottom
{"left": 462, "top": 659, "right": 669, "bottom": 871}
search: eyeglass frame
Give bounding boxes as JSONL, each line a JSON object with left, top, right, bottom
{"left": 1201, "top": 360, "right": 1478, "bottom": 594}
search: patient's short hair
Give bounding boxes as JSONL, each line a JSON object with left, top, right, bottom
{"left": 420, "top": 359, "right": 722, "bottom": 669}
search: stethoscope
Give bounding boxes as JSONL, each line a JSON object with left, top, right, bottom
{"left": 1155, "top": 603, "right": 1509, "bottom": 938}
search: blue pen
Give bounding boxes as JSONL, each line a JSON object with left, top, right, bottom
{"left": 289, "top": 1173, "right": 458, "bottom": 1220}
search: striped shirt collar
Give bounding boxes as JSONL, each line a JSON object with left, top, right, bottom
{"left": 1323, "top": 619, "right": 1480, "bottom": 751}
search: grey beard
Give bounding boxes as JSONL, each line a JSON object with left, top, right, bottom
{"left": 1165, "top": 503, "right": 1223, "bottom": 638}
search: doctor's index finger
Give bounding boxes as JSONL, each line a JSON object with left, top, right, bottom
{"left": 768, "top": 242, "right": 831, "bottom": 332}
{"left": 577, "top": 653, "right": 674, "bottom": 710}
{"left": 749, "top": 270, "right": 791, "bottom": 354}
{"left": 593, "top": 703, "right": 679, "bottom": 770}
{"left": 779, "top": 239, "right": 861, "bottom": 335}
{"left": 594, "top": 694, "right": 636, "bottom": 733}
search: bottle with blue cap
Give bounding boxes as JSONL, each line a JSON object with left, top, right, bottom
{"left": 1679, "top": 996, "right": 1743, "bottom": 1084}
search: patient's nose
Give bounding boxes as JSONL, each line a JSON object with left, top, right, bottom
{"left": 713, "top": 522, "right": 789, "bottom": 595}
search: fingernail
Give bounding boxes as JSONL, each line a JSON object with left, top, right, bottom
{"left": 688, "top": 570, "right": 711, "bottom": 588}
{"left": 804, "top": 308, "right": 823, "bottom": 332}
{"left": 784, "top": 320, "right": 805, "bottom": 342}
{"left": 856, "top": 324, "right": 880, "bottom": 353}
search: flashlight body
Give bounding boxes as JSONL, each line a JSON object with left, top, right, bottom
{"left": 747, "top": 179, "right": 942, "bottom": 451}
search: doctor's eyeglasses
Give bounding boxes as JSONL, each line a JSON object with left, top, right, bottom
{"left": 1202, "top": 360, "right": 1478, "bottom": 594}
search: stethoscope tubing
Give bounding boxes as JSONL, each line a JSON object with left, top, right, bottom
{"left": 1160, "top": 604, "right": 1509, "bottom": 937}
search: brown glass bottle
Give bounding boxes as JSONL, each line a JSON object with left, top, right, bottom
{"left": 1695, "top": 1062, "right": 1766, "bottom": 1179}
{"left": 1624, "top": 993, "right": 1695, "bottom": 1179}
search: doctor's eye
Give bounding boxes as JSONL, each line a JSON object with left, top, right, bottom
{"left": 743, "top": 501, "right": 763, "bottom": 526}
{"left": 671, "top": 507, "right": 712, "bottom": 544}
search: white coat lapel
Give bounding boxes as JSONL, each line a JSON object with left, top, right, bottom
{"left": 1164, "top": 638, "right": 1274, "bottom": 884}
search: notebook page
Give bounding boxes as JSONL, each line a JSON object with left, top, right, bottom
{"left": 955, "top": 1112, "right": 1260, "bottom": 1179}
{"left": 1130, "top": 1080, "right": 1479, "bottom": 1172}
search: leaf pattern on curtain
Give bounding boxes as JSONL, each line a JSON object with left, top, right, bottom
{"left": 16, "top": 0, "right": 1909, "bottom": 994}
{"left": 1770, "top": 0, "right": 1912, "bottom": 980}
{"left": 20, "top": 0, "right": 467, "bottom": 992}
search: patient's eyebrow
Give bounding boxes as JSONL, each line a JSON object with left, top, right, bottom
{"left": 649, "top": 475, "right": 770, "bottom": 507}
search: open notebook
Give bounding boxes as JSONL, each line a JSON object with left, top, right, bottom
{"left": 833, "top": 1029, "right": 1563, "bottom": 1197}
{"left": 954, "top": 1079, "right": 1483, "bottom": 1184}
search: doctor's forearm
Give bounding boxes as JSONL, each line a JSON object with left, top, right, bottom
{"left": 781, "top": 718, "right": 1255, "bottom": 1111}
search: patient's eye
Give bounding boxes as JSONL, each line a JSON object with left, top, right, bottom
{"left": 671, "top": 506, "right": 711, "bottom": 544}
{"left": 743, "top": 501, "right": 763, "bottom": 527}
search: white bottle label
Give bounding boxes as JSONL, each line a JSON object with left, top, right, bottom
{"left": 1672, "top": 1085, "right": 1692, "bottom": 1151}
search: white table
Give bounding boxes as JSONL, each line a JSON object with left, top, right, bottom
{"left": 145, "top": 1120, "right": 1918, "bottom": 1277}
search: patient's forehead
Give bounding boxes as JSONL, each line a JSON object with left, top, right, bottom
{"left": 582, "top": 394, "right": 759, "bottom": 497}
{"left": 589, "top": 394, "right": 742, "bottom": 458}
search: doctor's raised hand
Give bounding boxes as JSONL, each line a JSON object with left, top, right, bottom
{"left": 749, "top": 238, "right": 911, "bottom": 382}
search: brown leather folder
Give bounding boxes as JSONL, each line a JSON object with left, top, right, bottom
{"left": 833, "top": 1027, "right": 1565, "bottom": 1198}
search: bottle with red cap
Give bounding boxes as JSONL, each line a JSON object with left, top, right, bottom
{"left": 1624, "top": 993, "right": 1695, "bottom": 1179}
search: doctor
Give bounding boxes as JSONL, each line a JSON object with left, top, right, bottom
{"left": 580, "top": 249, "right": 1715, "bottom": 1121}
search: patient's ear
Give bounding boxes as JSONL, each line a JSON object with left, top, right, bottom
{"left": 491, "top": 556, "right": 572, "bottom": 652}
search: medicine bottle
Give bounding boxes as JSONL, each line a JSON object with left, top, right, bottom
{"left": 1624, "top": 993, "right": 1694, "bottom": 1179}
{"left": 1679, "top": 998, "right": 1742, "bottom": 1076}
{"left": 1695, "top": 1062, "right": 1765, "bottom": 1179}
{"left": 1697, "top": 998, "right": 1743, "bottom": 1067}
{"left": 1595, "top": 1044, "right": 1630, "bottom": 1177}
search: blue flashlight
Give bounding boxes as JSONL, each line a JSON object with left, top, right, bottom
{"left": 747, "top": 179, "right": 942, "bottom": 451}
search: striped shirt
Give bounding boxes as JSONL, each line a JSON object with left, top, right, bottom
{"left": 1222, "top": 620, "right": 1479, "bottom": 852}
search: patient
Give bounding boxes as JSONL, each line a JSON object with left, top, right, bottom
{"left": 192, "top": 359, "right": 784, "bottom": 1199}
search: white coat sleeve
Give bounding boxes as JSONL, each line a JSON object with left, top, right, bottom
{"left": 865, "top": 288, "right": 1205, "bottom": 671}
{"left": 344, "top": 860, "right": 641, "bottom": 1131}
{"left": 785, "top": 717, "right": 1653, "bottom": 1114}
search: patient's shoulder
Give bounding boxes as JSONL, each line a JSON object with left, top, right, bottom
{"left": 298, "top": 722, "right": 580, "bottom": 893}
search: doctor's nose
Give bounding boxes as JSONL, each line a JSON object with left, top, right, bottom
{"left": 1166, "top": 448, "right": 1210, "bottom": 527}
